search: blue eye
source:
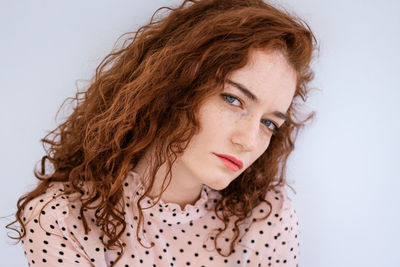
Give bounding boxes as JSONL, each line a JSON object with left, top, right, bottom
{"left": 223, "top": 94, "right": 241, "bottom": 106}
{"left": 261, "top": 119, "right": 278, "bottom": 133}
{"left": 221, "top": 93, "right": 279, "bottom": 135}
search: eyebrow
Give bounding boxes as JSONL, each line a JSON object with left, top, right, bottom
{"left": 226, "top": 79, "right": 288, "bottom": 121}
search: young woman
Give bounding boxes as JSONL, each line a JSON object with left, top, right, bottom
{"left": 7, "top": 0, "right": 317, "bottom": 266}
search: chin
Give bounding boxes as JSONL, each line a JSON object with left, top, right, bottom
{"left": 205, "top": 177, "right": 232, "bottom": 191}
{"left": 205, "top": 184, "right": 221, "bottom": 191}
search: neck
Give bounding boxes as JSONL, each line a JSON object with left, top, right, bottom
{"left": 132, "top": 154, "right": 203, "bottom": 210}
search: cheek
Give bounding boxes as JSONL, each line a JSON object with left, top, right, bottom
{"left": 253, "top": 136, "right": 271, "bottom": 160}
{"left": 184, "top": 107, "right": 227, "bottom": 152}
{"left": 264, "top": 137, "right": 271, "bottom": 150}
{"left": 257, "top": 142, "right": 270, "bottom": 159}
{"left": 246, "top": 144, "right": 270, "bottom": 170}
{"left": 198, "top": 103, "right": 234, "bottom": 133}
{"left": 256, "top": 130, "right": 272, "bottom": 151}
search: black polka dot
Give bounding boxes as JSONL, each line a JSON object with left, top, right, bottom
{"left": 20, "top": 180, "right": 299, "bottom": 266}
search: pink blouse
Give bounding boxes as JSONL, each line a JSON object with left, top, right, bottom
{"left": 20, "top": 171, "right": 299, "bottom": 266}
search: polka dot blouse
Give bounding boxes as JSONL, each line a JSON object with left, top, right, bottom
{"left": 20, "top": 171, "right": 299, "bottom": 266}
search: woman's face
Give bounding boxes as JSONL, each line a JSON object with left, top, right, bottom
{"left": 174, "top": 49, "right": 297, "bottom": 191}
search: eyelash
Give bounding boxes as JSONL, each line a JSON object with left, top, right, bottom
{"left": 220, "top": 93, "right": 279, "bottom": 135}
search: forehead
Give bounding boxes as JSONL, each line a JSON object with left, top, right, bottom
{"left": 226, "top": 49, "right": 297, "bottom": 111}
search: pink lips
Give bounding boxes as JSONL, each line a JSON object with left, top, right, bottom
{"left": 214, "top": 153, "right": 243, "bottom": 172}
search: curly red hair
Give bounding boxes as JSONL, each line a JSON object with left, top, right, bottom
{"left": 7, "top": 0, "right": 317, "bottom": 265}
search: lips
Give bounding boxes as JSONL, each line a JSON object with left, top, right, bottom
{"left": 214, "top": 153, "right": 243, "bottom": 169}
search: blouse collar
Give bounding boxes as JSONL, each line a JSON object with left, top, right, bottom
{"left": 124, "top": 170, "right": 221, "bottom": 224}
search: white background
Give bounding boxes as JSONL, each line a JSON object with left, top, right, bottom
{"left": 1, "top": 0, "right": 399, "bottom": 266}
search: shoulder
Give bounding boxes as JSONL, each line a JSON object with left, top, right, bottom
{"left": 21, "top": 182, "right": 71, "bottom": 225}
{"left": 247, "top": 185, "right": 298, "bottom": 225}
{"left": 264, "top": 185, "right": 297, "bottom": 221}
{"left": 247, "top": 185, "right": 300, "bottom": 265}
{"left": 249, "top": 185, "right": 299, "bottom": 235}
{"left": 20, "top": 181, "right": 89, "bottom": 241}
{"left": 20, "top": 182, "right": 105, "bottom": 266}
{"left": 262, "top": 185, "right": 299, "bottom": 237}
{"left": 21, "top": 181, "right": 103, "bottom": 238}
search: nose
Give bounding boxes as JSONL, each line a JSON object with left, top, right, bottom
{"left": 231, "top": 117, "right": 259, "bottom": 152}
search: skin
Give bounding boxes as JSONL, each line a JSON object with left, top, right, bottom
{"left": 133, "top": 49, "right": 297, "bottom": 210}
